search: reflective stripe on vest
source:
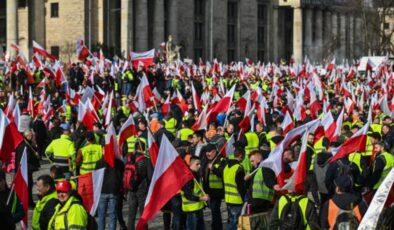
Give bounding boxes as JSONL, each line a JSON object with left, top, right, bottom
{"left": 278, "top": 195, "right": 310, "bottom": 230}
{"left": 223, "top": 164, "right": 243, "bottom": 205}
{"left": 181, "top": 180, "right": 205, "bottom": 212}
{"left": 327, "top": 199, "right": 361, "bottom": 230}
{"left": 252, "top": 168, "right": 274, "bottom": 201}
{"left": 32, "top": 191, "right": 58, "bottom": 230}
{"left": 208, "top": 161, "right": 223, "bottom": 189}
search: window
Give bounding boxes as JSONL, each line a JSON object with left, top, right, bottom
{"left": 18, "top": 0, "right": 27, "bottom": 8}
{"left": 195, "top": 22, "right": 203, "bottom": 42}
{"left": 257, "top": 4, "right": 267, "bottom": 62}
{"left": 227, "top": 1, "right": 237, "bottom": 61}
{"left": 384, "top": 22, "right": 390, "bottom": 30}
{"left": 51, "top": 46, "right": 59, "bottom": 58}
{"left": 51, "top": 3, "right": 59, "bottom": 18}
{"left": 194, "top": 0, "right": 205, "bottom": 61}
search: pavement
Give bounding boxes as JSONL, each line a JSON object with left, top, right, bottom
{"left": 7, "top": 160, "right": 229, "bottom": 229}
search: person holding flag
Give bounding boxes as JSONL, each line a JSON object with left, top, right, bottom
{"left": 366, "top": 141, "right": 394, "bottom": 192}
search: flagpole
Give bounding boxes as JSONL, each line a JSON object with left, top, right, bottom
{"left": 6, "top": 183, "right": 15, "bottom": 206}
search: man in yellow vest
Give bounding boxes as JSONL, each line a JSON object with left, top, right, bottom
{"left": 244, "top": 151, "right": 275, "bottom": 213}
{"left": 366, "top": 141, "right": 394, "bottom": 191}
{"left": 223, "top": 147, "right": 246, "bottom": 230}
{"left": 203, "top": 144, "right": 225, "bottom": 230}
{"left": 45, "top": 128, "right": 76, "bottom": 178}
{"left": 32, "top": 175, "right": 59, "bottom": 230}
{"left": 177, "top": 120, "right": 194, "bottom": 142}
{"left": 181, "top": 156, "right": 209, "bottom": 230}
{"left": 75, "top": 132, "right": 103, "bottom": 175}
{"left": 48, "top": 181, "right": 88, "bottom": 230}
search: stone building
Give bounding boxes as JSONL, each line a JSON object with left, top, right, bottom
{"left": 2, "top": 0, "right": 365, "bottom": 63}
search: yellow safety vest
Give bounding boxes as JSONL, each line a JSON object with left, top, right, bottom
{"left": 45, "top": 135, "right": 76, "bottom": 170}
{"left": 164, "top": 117, "right": 177, "bottom": 136}
{"left": 80, "top": 144, "right": 103, "bottom": 175}
{"left": 208, "top": 159, "right": 224, "bottom": 189}
{"left": 126, "top": 136, "right": 147, "bottom": 155}
{"left": 373, "top": 152, "right": 394, "bottom": 190}
{"left": 371, "top": 123, "right": 382, "bottom": 134}
{"left": 181, "top": 180, "right": 205, "bottom": 212}
{"left": 178, "top": 128, "right": 194, "bottom": 141}
{"left": 314, "top": 137, "right": 325, "bottom": 155}
{"left": 245, "top": 132, "right": 259, "bottom": 155}
{"left": 252, "top": 168, "right": 274, "bottom": 202}
{"left": 48, "top": 196, "right": 88, "bottom": 230}
{"left": 32, "top": 191, "right": 58, "bottom": 230}
{"left": 223, "top": 164, "right": 243, "bottom": 205}
{"left": 278, "top": 194, "right": 311, "bottom": 230}
{"left": 308, "top": 144, "right": 316, "bottom": 171}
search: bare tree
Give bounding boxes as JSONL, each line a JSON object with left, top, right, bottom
{"left": 61, "top": 41, "right": 77, "bottom": 62}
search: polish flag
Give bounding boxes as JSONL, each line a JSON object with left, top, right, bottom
{"left": 239, "top": 105, "right": 255, "bottom": 133}
{"left": 76, "top": 37, "right": 90, "bottom": 61}
{"left": 309, "top": 85, "right": 322, "bottom": 118}
{"left": 13, "top": 148, "right": 28, "bottom": 229}
{"left": 331, "top": 122, "right": 369, "bottom": 162}
{"left": 77, "top": 100, "right": 99, "bottom": 131}
{"left": 104, "top": 91, "right": 114, "bottom": 128}
{"left": 77, "top": 168, "right": 105, "bottom": 215}
{"left": 236, "top": 90, "right": 251, "bottom": 113}
{"left": 104, "top": 123, "right": 120, "bottom": 168}
{"left": 118, "top": 115, "right": 138, "bottom": 149}
{"left": 53, "top": 62, "right": 66, "bottom": 87}
{"left": 192, "top": 106, "right": 209, "bottom": 131}
{"left": 282, "top": 111, "right": 295, "bottom": 136}
{"left": 32, "top": 53, "right": 42, "bottom": 69}
{"left": 12, "top": 103, "right": 21, "bottom": 128}
{"left": 130, "top": 49, "right": 155, "bottom": 70}
{"left": 282, "top": 130, "right": 309, "bottom": 193}
{"left": 32, "top": 40, "right": 57, "bottom": 61}
{"left": 152, "top": 88, "right": 162, "bottom": 101}
{"left": 171, "top": 89, "right": 188, "bottom": 113}
{"left": 27, "top": 86, "right": 34, "bottom": 117}
{"left": 321, "top": 111, "right": 336, "bottom": 142}
{"left": 147, "top": 129, "right": 159, "bottom": 166}
{"left": 10, "top": 43, "right": 20, "bottom": 52}
{"left": 366, "top": 58, "right": 375, "bottom": 72}
{"left": 4, "top": 93, "right": 16, "bottom": 118}
{"left": 333, "top": 108, "right": 344, "bottom": 141}
{"left": 0, "top": 110, "right": 24, "bottom": 162}
{"left": 219, "top": 134, "right": 235, "bottom": 158}
{"left": 161, "top": 96, "right": 171, "bottom": 116}
{"left": 326, "top": 58, "right": 336, "bottom": 71}
{"left": 136, "top": 135, "right": 194, "bottom": 230}
{"left": 207, "top": 85, "right": 236, "bottom": 123}
{"left": 191, "top": 82, "right": 202, "bottom": 112}
{"left": 344, "top": 97, "right": 355, "bottom": 115}
{"left": 260, "top": 119, "right": 320, "bottom": 186}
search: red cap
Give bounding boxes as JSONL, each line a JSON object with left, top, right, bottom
{"left": 56, "top": 180, "right": 72, "bottom": 193}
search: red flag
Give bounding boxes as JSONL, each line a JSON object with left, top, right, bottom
{"left": 0, "top": 110, "right": 23, "bottom": 162}
{"left": 77, "top": 100, "right": 99, "bottom": 131}
{"left": 282, "top": 111, "right": 295, "bottom": 136}
{"left": 76, "top": 37, "right": 90, "bottom": 61}
{"left": 118, "top": 115, "right": 138, "bottom": 149}
{"left": 104, "top": 123, "right": 120, "bottom": 167}
{"left": 239, "top": 105, "right": 255, "bottom": 133}
{"left": 13, "top": 148, "right": 28, "bottom": 229}
{"left": 191, "top": 82, "right": 201, "bottom": 112}
{"left": 326, "top": 58, "right": 336, "bottom": 71}
{"left": 192, "top": 106, "right": 208, "bottom": 131}
{"left": 331, "top": 122, "right": 369, "bottom": 162}
{"left": 136, "top": 135, "right": 193, "bottom": 230}
{"left": 130, "top": 49, "right": 155, "bottom": 69}
{"left": 236, "top": 90, "right": 251, "bottom": 113}
{"left": 77, "top": 168, "right": 105, "bottom": 215}
{"left": 32, "top": 40, "right": 57, "bottom": 61}
{"left": 147, "top": 129, "right": 159, "bottom": 166}
{"left": 27, "top": 87, "right": 34, "bottom": 117}
{"left": 161, "top": 96, "right": 171, "bottom": 116}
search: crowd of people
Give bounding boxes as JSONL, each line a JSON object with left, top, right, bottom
{"left": 1, "top": 47, "right": 394, "bottom": 230}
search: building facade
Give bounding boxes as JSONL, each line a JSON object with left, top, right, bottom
{"left": 2, "top": 0, "right": 365, "bottom": 63}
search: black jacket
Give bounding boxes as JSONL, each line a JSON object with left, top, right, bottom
{"left": 246, "top": 167, "right": 276, "bottom": 212}
{"left": 154, "top": 127, "right": 175, "bottom": 145}
{"left": 15, "top": 139, "right": 40, "bottom": 173}
{"left": 38, "top": 191, "right": 59, "bottom": 230}
{"left": 202, "top": 157, "right": 226, "bottom": 199}
{"left": 95, "top": 158, "right": 124, "bottom": 195}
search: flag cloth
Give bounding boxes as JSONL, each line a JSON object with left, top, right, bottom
{"left": 13, "top": 148, "right": 28, "bottom": 229}
{"left": 192, "top": 106, "right": 208, "bottom": 131}
{"left": 147, "top": 129, "right": 159, "bottom": 166}
{"left": 104, "top": 123, "right": 120, "bottom": 168}
{"left": 358, "top": 168, "right": 394, "bottom": 229}
{"left": 77, "top": 168, "right": 105, "bottom": 215}
{"left": 331, "top": 122, "right": 369, "bottom": 162}
{"left": 219, "top": 134, "right": 235, "bottom": 158}
{"left": 136, "top": 136, "right": 194, "bottom": 230}
{"left": 130, "top": 49, "right": 155, "bottom": 70}
{"left": 282, "top": 110, "right": 295, "bottom": 136}
{"left": 0, "top": 110, "right": 23, "bottom": 162}
{"left": 32, "top": 40, "right": 57, "bottom": 61}
{"left": 207, "top": 85, "right": 236, "bottom": 123}
{"left": 118, "top": 115, "right": 138, "bottom": 148}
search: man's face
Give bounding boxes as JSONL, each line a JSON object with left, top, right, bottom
{"left": 249, "top": 154, "right": 262, "bottom": 168}
{"left": 192, "top": 135, "right": 200, "bottom": 145}
{"left": 227, "top": 124, "right": 234, "bottom": 134}
{"left": 374, "top": 145, "right": 383, "bottom": 154}
{"left": 57, "top": 191, "right": 70, "bottom": 204}
{"left": 283, "top": 150, "right": 294, "bottom": 163}
{"left": 190, "top": 160, "right": 201, "bottom": 172}
{"left": 138, "top": 122, "right": 146, "bottom": 131}
{"left": 36, "top": 180, "right": 50, "bottom": 196}
{"left": 383, "top": 126, "right": 390, "bottom": 135}
{"left": 307, "top": 135, "right": 315, "bottom": 144}
{"left": 206, "top": 149, "right": 216, "bottom": 160}
{"left": 256, "top": 124, "right": 263, "bottom": 133}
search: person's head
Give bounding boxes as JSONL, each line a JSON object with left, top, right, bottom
{"left": 0, "top": 171, "right": 6, "bottom": 191}
{"left": 157, "top": 121, "right": 165, "bottom": 129}
{"left": 226, "top": 123, "right": 234, "bottom": 134}
{"left": 56, "top": 180, "right": 72, "bottom": 203}
{"left": 382, "top": 124, "right": 391, "bottom": 135}
{"left": 307, "top": 133, "right": 315, "bottom": 145}
{"left": 383, "top": 116, "right": 392, "bottom": 125}
{"left": 370, "top": 132, "right": 381, "bottom": 144}
{"left": 351, "top": 125, "right": 360, "bottom": 134}
{"left": 138, "top": 119, "right": 147, "bottom": 131}
{"left": 216, "top": 126, "right": 225, "bottom": 136}
{"left": 24, "top": 130, "right": 33, "bottom": 141}
{"left": 249, "top": 151, "right": 263, "bottom": 168}
{"left": 234, "top": 147, "right": 245, "bottom": 161}
{"left": 62, "top": 128, "right": 71, "bottom": 136}
{"left": 85, "top": 131, "right": 95, "bottom": 143}
{"left": 283, "top": 148, "right": 295, "bottom": 163}
{"left": 36, "top": 175, "right": 55, "bottom": 197}
{"left": 255, "top": 122, "right": 264, "bottom": 133}
{"left": 192, "top": 130, "right": 205, "bottom": 145}
{"left": 335, "top": 175, "right": 353, "bottom": 194}
{"left": 93, "top": 122, "right": 102, "bottom": 132}
{"left": 205, "top": 144, "right": 217, "bottom": 160}
{"left": 375, "top": 141, "right": 387, "bottom": 154}
{"left": 189, "top": 156, "right": 201, "bottom": 172}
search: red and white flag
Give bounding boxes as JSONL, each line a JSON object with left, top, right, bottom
{"left": 331, "top": 122, "right": 369, "bottom": 162}
{"left": 333, "top": 108, "right": 344, "bottom": 141}
{"left": 191, "top": 82, "right": 201, "bottom": 112}
{"left": 118, "top": 115, "right": 138, "bottom": 149}
{"left": 104, "top": 123, "right": 120, "bottom": 168}
{"left": 327, "top": 57, "right": 336, "bottom": 71}
{"left": 32, "top": 40, "right": 57, "bottom": 61}
{"left": 282, "top": 111, "right": 295, "bottom": 136}
{"left": 27, "top": 86, "right": 34, "bottom": 117}
{"left": 161, "top": 96, "right": 171, "bottom": 116}
{"left": 77, "top": 168, "right": 105, "bottom": 215}
{"left": 104, "top": 91, "right": 114, "bottom": 128}
{"left": 192, "top": 106, "right": 208, "bottom": 131}
{"left": 219, "top": 134, "right": 235, "bottom": 158}
{"left": 282, "top": 130, "right": 309, "bottom": 193}
{"left": 76, "top": 37, "right": 90, "bottom": 61}
{"left": 236, "top": 90, "right": 251, "bottom": 113}
{"left": 5, "top": 93, "right": 16, "bottom": 118}
{"left": 77, "top": 100, "right": 99, "bottom": 131}
{"left": 321, "top": 111, "right": 336, "bottom": 142}
{"left": 0, "top": 110, "right": 23, "bottom": 162}
{"left": 12, "top": 103, "right": 21, "bottom": 128}
{"left": 136, "top": 135, "right": 194, "bottom": 230}
{"left": 147, "top": 129, "right": 159, "bottom": 166}
{"left": 366, "top": 58, "right": 375, "bottom": 72}
{"left": 344, "top": 97, "right": 355, "bottom": 115}
{"left": 13, "top": 148, "right": 28, "bottom": 229}
{"left": 130, "top": 49, "right": 155, "bottom": 70}
{"left": 239, "top": 105, "right": 255, "bottom": 133}
{"left": 207, "top": 85, "right": 236, "bottom": 123}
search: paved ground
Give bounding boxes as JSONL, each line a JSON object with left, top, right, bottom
{"left": 7, "top": 161, "right": 229, "bottom": 229}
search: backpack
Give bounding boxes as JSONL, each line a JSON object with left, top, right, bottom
{"left": 123, "top": 155, "right": 145, "bottom": 191}
{"left": 279, "top": 195, "right": 305, "bottom": 230}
